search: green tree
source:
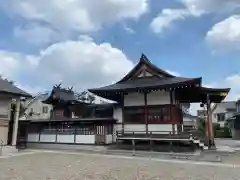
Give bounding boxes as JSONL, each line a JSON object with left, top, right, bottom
{"left": 198, "top": 118, "right": 205, "bottom": 133}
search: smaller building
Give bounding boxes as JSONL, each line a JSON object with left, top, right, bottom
{"left": 18, "top": 85, "right": 117, "bottom": 149}
{"left": 211, "top": 101, "right": 237, "bottom": 127}
{"left": 183, "top": 113, "right": 199, "bottom": 131}
{"left": 20, "top": 93, "right": 52, "bottom": 121}
{"left": 225, "top": 100, "right": 240, "bottom": 140}
{"left": 0, "top": 77, "right": 31, "bottom": 154}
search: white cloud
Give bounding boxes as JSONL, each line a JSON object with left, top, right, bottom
{"left": 0, "top": 36, "right": 134, "bottom": 93}
{"left": 0, "top": 51, "right": 37, "bottom": 79}
{"left": 2, "top": 0, "right": 148, "bottom": 33}
{"left": 181, "top": 0, "right": 240, "bottom": 16}
{"left": 13, "top": 24, "right": 64, "bottom": 46}
{"left": 206, "top": 15, "right": 240, "bottom": 52}
{"left": 150, "top": 9, "right": 189, "bottom": 34}
{"left": 166, "top": 69, "right": 181, "bottom": 77}
{"left": 225, "top": 74, "right": 240, "bottom": 101}
{"left": 150, "top": 0, "right": 240, "bottom": 34}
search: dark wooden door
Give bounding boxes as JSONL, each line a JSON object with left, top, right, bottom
{"left": 95, "top": 125, "right": 105, "bottom": 144}
{"left": 16, "top": 122, "right": 29, "bottom": 149}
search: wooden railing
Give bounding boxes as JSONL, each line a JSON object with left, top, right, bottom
{"left": 116, "top": 130, "right": 192, "bottom": 139}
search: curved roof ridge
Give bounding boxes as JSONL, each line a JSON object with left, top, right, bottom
{"left": 118, "top": 53, "right": 175, "bottom": 83}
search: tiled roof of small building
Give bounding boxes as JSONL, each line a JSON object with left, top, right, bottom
{"left": 0, "top": 78, "right": 31, "bottom": 97}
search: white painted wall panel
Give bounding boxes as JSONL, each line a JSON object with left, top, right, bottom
{"left": 124, "top": 92, "right": 144, "bottom": 106}
{"left": 28, "top": 133, "right": 39, "bottom": 142}
{"left": 40, "top": 134, "right": 56, "bottom": 143}
{"left": 123, "top": 91, "right": 170, "bottom": 107}
{"left": 147, "top": 91, "right": 170, "bottom": 105}
{"left": 105, "top": 135, "right": 113, "bottom": 144}
{"left": 148, "top": 124, "right": 172, "bottom": 134}
{"left": 75, "top": 135, "right": 95, "bottom": 144}
{"left": 114, "top": 108, "right": 122, "bottom": 123}
{"left": 57, "top": 135, "right": 74, "bottom": 143}
{"left": 124, "top": 124, "right": 146, "bottom": 133}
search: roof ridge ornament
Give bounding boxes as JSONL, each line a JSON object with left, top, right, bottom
{"left": 140, "top": 53, "right": 150, "bottom": 63}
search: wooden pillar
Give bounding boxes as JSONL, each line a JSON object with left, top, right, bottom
{"left": 144, "top": 91, "right": 148, "bottom": 135}
{"left": 12, "top": 99, "right": 20, "bottom": 146}
{"left": 170, "top": 91, "right": 175, "bottom": 134}
{"left": 39, "top": 127, "right": 41, "bottom": 142}
{"left": 121, "top": 92, "right": 124, "bottom": 135}
{"left": 74, "top": 123, "right": 77, "bottom": 143}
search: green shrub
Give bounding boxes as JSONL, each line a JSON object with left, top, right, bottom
{"left": 214, "top": 127, "right": 232, "bottom": 138}
{"left": 213, "top": 123, "right": 220, "bottom": 130}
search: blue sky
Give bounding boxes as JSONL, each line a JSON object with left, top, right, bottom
{"left": 0, "top": 0, "right": 240, "bottom": 109}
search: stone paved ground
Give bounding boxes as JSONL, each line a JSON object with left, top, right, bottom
{"left": 0, "top": 151, "right": 240, "bottom": 180}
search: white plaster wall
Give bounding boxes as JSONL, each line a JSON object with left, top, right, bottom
{"left": 124, "top": 91, "right": 170, "bottom": 107}
{"left": 40, "top": 134, "right": 56, "bottom": 143}
{"left": 28, "top": 133, "right": 39, "bottom": 142}
{"left": 147, "top": 91, "right": 170, "bottom": 105}
{"left": 75, "top": 135, "right": 95, "bottom": 144}
{"left": 20, "top": 98, "right": 52, "bottom": 120}
{"left": 124, "top": 92, "right": 144, "bottom": 106}
{"left": 148, "top": 124, "right": 172, "bottom": 134}
{"left": 57, "top": 135, "right": 74, "bottom": 143}
{"left": 105, "top": 135, "right": 113, "bottom": 144}
{"left": 124, "top": 124, "right": 146, "bottom": 133}
{"left": 114, "top": 108, "right": 122, "bottom": 123}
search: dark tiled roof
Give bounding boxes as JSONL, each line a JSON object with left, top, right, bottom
{"left": 221, "top": 101, "right": 236, "bottom": 110}
{"left": 43, "top": 86, "right": 81, "bottom": 104}
{"left": 49, "top": 87, "right": 78, "bottom": 102}
{"left": 177, "top": 87, "right": 230, "bottom": 103}
{"left": 53, "top": 87, "right": 77, "bottom": 102}
{"left": 118, "top": 54, "right": 174, "bottom": 82}
{"left": 0, "top": 78, "right": 31, "bottom": 97}
{"left": 89, "top": 76, "right": 201, "bottom": 92}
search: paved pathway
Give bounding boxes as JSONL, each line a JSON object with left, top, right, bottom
{"left": 0, "top": 150, "right": 240, "bottom": 179}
